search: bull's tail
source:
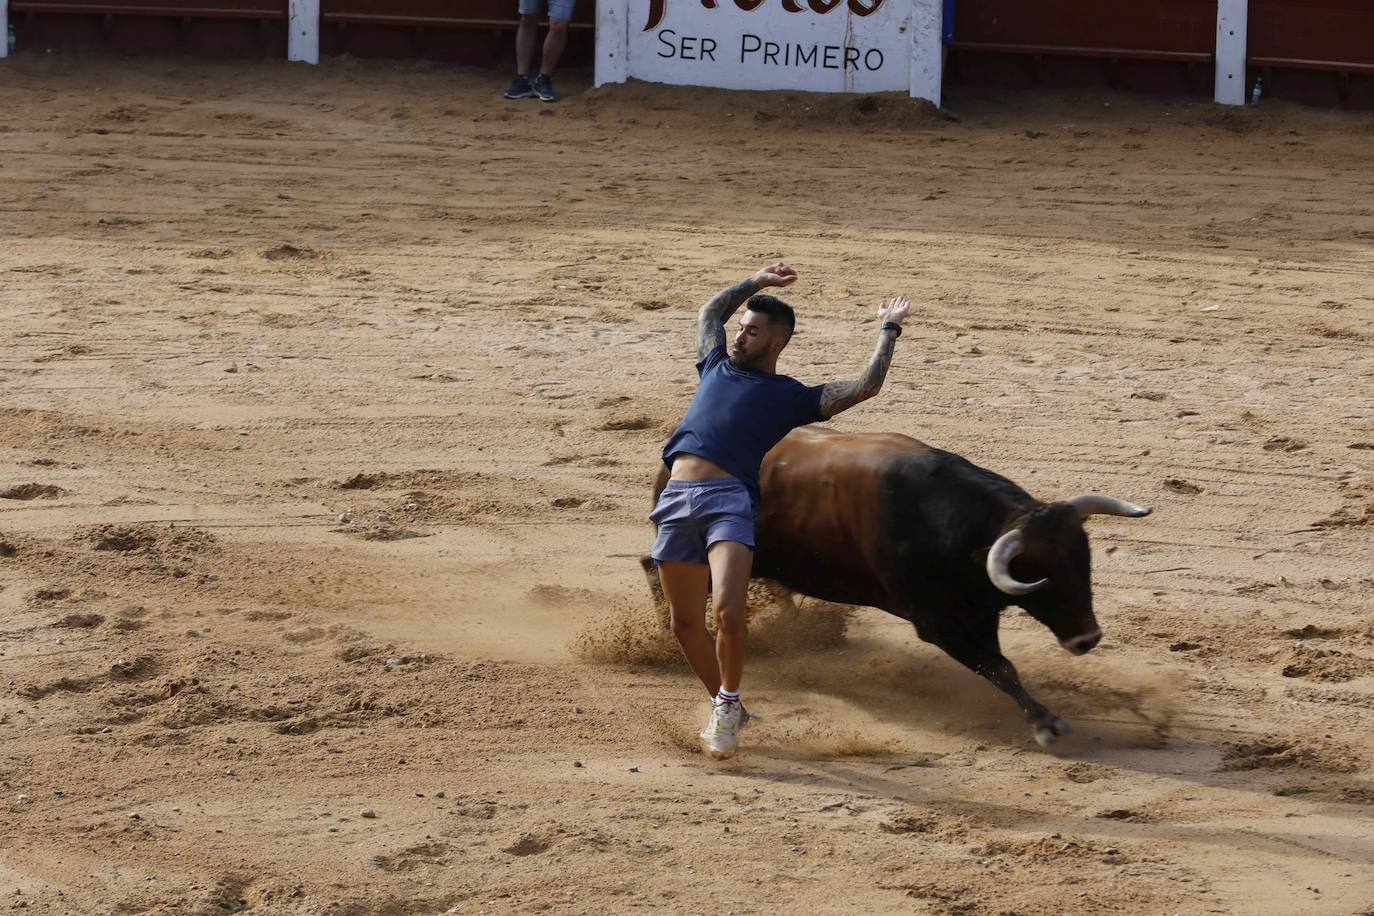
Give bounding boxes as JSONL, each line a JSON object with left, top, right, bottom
{"left": 644, "top": 465, "right": 673, "bottom": 628}
{"left": 639, "top": 554, "right": 671, "bottom": 629}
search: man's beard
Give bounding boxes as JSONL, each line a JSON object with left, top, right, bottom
{"left": 729, "top": 348, "right": 759, "bottom": 370}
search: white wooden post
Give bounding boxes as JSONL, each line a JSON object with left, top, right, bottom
{"left": 595, "top": 0, "right": 628, "bottom": 87}
{"left": 909, "top": 0, "right": 943, "bottom": 105}
{"left": 1, "top": 1, "right": 10, "bottom": 60}
{"left": 288, "top": 0, "right": 319, "bottom": 64}
{"left": 1215, "top": 0, "right": 1248, "bottom": 105}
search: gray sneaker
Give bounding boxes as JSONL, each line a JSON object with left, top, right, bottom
{"left": 701, "top": 702, "right": 744, "bottom": 759}
{"left": 532, "top": 73, "right": 559, "bottom": 103}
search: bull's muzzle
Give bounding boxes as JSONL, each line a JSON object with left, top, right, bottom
{"left": 1060, "top": 628, "right": 1103, "bottom": 655}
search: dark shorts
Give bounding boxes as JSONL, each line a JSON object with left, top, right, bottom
{"left": 650, "top": 478, "right": 756, "bottom": 566}
{"left": 518, "top": 0, "right": 575, "bottom": 20}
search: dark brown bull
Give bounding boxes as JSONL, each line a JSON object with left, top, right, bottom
{"left": 650, "top": 426, "right": 1151, "bottom": 746}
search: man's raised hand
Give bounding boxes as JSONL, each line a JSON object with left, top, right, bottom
{"left": 699, "top": 265, "right": 792, "bottom": 358}
{"left": 753, "top": 263, "right": 798, "bottom": 289}
{"left": 878, "top": 295, "right": 910, "bottom": 325}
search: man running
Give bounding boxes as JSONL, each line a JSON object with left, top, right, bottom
{"left": 652, "top": 262, "right": 909, "bottom": 758}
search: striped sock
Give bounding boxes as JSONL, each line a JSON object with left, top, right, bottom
{"left": 715, "top": 687, "right": 740, "bottom": 707}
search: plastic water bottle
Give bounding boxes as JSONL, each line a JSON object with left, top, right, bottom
{"left": 6, "top": 26, "right": 14, "bottom": 55}
{"left": 1250, "top": 76, "right": 1263, "bottom": 105}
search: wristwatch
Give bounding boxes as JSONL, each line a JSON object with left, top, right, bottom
{"left": 881, "top": 321, "right": 903, "bottom": 337}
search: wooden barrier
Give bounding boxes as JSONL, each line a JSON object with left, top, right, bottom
{"left": 7, "top": 0, "right": 288, "bottom": 56}
{"left": 3, "top": 0, "right": 594, "bottom": 64}
{"left": 1249, "top": 0, "right": 1374, "bottom": 104}
{"left": 942, "top": 0, "right": 1374, "bottom": 107}
{"left": 4, "top": 1, "right": 1372, "bottom": 107}
{"left": 945, "top": 0, "right": 1219, "bottom": 99}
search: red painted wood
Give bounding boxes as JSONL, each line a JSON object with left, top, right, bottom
{"left": 318, "top": 1, "right": 595, "bottom": 64}
{"left": 11, "top": 0, "right": 284, "bottom": 15}
{"left": 953, "top": 1, "right": 1216, "bottom": 55}
{"left": 945, "top": 1, "right": 1217, "bottom": 98}
{"left": 5, "top": 0, "right": 595, "bottom": 62}
{"left": 323, "top": 0, "right": 595, "bottom": 27}
{"left": 948, "top": 41, "right": 1211, "bottom": 63}
{"left": 7, "top": 0, "right": 288, "bottom": 56}
{"left": 1249, "top": 0, "right": 1374, "bottom": 68}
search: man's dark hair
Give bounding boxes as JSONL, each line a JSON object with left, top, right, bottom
{"left": 745, "top": 294, "right": 796, "bottom": 342}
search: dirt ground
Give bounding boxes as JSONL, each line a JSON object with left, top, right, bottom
{"left": 1, "top": 54, "right": 1373, "bottom": 915}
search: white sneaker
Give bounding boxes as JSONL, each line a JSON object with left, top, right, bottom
{"left": 701, "top": 702, "right": 744, "bottom": 759}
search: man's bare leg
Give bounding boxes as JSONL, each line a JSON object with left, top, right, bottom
{"left": 515, "top": 13, "right": 540, "bottom": 77}
{"left": 707, "top": 540, "right": 753, "bottom": 694}
{"left": 657, "top": 561, "right": 719, "bottom": 698}
{"left": 540, "top": 17, "right": 570, "bottom": 76}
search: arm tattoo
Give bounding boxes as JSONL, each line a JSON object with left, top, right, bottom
{"left": 697, "top": 277, "right": 758, "bottom": 359}
{"left": 819, "top": 328, "right": 898, "bottom": 418}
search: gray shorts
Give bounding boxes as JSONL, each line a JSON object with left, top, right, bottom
{"left": 650, "top": 478, "right": 756, "bottom": 566}
{"left": 519, "top": 0, "right": 575, "bottom": 21}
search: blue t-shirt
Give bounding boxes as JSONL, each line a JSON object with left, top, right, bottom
{"left": 661, "top": 345, "right": 827, "bottom": 504}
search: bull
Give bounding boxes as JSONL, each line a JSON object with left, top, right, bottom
{"left": 649, "top": 426, "right": 1151, "bottom": 747}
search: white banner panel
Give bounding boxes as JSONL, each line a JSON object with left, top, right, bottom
{"left": 617, "top": 0, "right": 920, "bottom": 96}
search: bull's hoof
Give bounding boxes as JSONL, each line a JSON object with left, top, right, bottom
{"left": 1032, "top": 717, "right": 1071, "bottom": 748}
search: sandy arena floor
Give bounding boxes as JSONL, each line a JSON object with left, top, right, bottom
{"left": 1, "top": 55, "right": 1373, "bottom": 915}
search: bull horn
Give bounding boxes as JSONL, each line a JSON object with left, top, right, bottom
{"left": 986, "top": 529, "right": 1048, "bottom": 596}
{"left": 1066, "top": 494, "right": 1152, "bottom": 519}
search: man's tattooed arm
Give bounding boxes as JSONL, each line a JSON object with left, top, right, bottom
{"left": 697, "top": 278, "right": 759, "bottom": 359}
{"left": 818, "top": 326, "right": 900, "bottom": 418}
{"left": 818, "top": 295, "right": 910, "bottom": 417}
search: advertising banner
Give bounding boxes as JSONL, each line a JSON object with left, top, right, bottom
{"left": 596, "top": 0, "right": 943, "bottom": 103}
